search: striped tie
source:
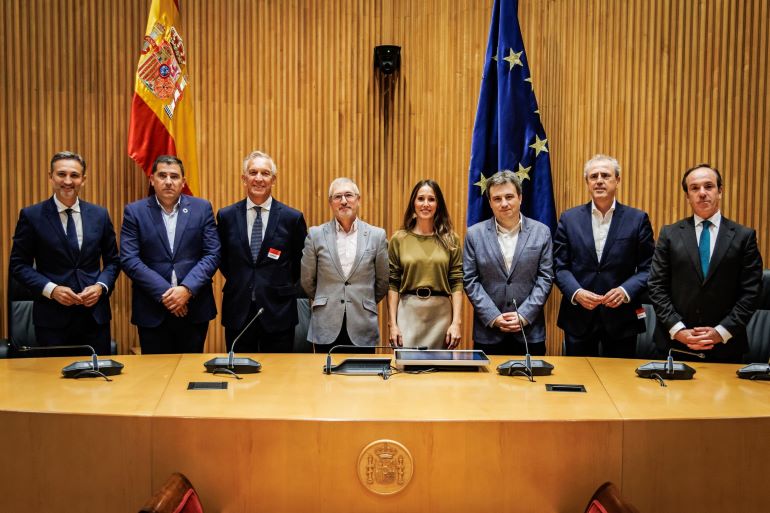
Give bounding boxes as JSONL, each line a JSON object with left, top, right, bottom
{"left": 250, "top": 206, "right": 263, "bottom": 262}
{"left": 699, "top": 219, "right": 711, "bottom": 277}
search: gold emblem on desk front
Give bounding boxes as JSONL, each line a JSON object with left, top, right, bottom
{"left": 357, "top": 439, "right": 413, "bottom": 495}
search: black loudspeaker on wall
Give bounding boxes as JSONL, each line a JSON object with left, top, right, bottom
{"left": 374, "top": 45, "right": 401, "bottom": 75}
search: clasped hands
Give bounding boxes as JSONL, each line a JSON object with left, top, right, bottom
{"left": 51, "top": 284, "right": 104, "bottom": 308}
{"left": 575, "top": 287, "right": 627, "bottom": 310}
{"left": 674, "top": 326, "right": 723, "bottom": 351}
{"left": 161, "top": 286, "right": 192, "bottom": 317}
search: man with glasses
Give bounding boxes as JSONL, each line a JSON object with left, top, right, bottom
{"left": 553, "top": 154, "right": 655, "bottom": 358}
{"left": 301, "top": 177, "right": 388, "bottom": 352}
{"left": 217, "top": 150, "right": 307, "bottom": 353}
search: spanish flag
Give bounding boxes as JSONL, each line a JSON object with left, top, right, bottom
{"left": 128, "top": 0, "right": 199, "bottom": 196}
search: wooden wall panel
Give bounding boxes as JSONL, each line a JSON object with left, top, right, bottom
{"left": 1, "top": 0, "right": 768, "bottom": 355}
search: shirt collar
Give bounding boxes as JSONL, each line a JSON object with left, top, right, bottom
{"left": 247, "top": 195, "right": 272, "bottom": 211}
{"left": 591, "top": 199, "right": 616, "bottom": 216}
{"left": 155, "top": 195, "right": 181, "bottom": 214}
{"left": 53, "top": 195, "right": 80, "bottom": 213}
{"left": 335, "top": 218, "right": 358, "bottom": 234}
{"left": 495, "top": 216, "right": 521, "bottom": 236}
{"left": 694, "top": 210, "right": 721, "bottom": 229}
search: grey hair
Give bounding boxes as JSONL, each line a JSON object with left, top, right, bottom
{"left": 486, "top": 170, "right": 522, "bottom": 198}
{"left": 327, "top": 177, "right": 360, "bottom": 199}
{"left": 242, "top": 150, "right": 277, "bottom": 177}
{"left": 583, "top": 154, "right": 621, "bottom": 178}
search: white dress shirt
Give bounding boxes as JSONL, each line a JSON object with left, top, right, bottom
{"left": 335, "top": 218, "right": 358, "bottom": 277}
{"left": 157, "top": 195, "right": 181, "bottom": 286}
{"left": 247, "top": 196, "right": 272, "bottom": 244}
{"left": 495, "top": 216, "right": 521, "bottom": 273}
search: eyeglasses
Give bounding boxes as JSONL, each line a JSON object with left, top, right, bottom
{"left": 331, "top": 192, "right": 358, "bottom": 202}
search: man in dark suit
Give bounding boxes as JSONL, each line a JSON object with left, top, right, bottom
{"left": 120, "top": 155, "right": 221, "bottom": 354}
{"left": 10, "top": 151, "right": 120, "bottom": 356}
{"left": 463, "top": 171, "right": 553, "bottom": 355}
{"left": 554, "top": 154, "right": 655, "bottom": 357}
{"left": 648, "top": 164, "right": 763, "bottom": 363}
{"left": 217, "top": 150, "right": 307, "bottom": 353}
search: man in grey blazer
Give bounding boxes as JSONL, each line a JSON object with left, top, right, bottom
{"left": 301, "top": 177, "right": 389, "bottom": 352}
{"left": 463, "top": 171, "right": 554, "bottom": 355}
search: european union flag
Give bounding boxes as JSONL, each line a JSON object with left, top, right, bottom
{"left": 466, "top": 0, "right": 556, "bottom": 232}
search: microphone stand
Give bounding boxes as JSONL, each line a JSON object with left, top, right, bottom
{"left": 497, "top": 299, "right": 553, "bottom": 380}
{"left": 204, "top": 308, "right": 264, "bottom": 378}
{"left": 636, "top": 347, "right": 704, "bottom": 386}
{"left": 18, "top": 344, "right": 123, "bottom": 381}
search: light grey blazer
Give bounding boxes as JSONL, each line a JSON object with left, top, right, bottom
{"left": 463, "top": 215, "right": 554, "bottom": 345}
{"left": 301, "top": 219, "right": 389, "bottom": 346}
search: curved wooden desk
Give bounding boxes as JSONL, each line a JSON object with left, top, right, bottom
{"left": 0, "top": 354, "right": 767, "bottom": 513}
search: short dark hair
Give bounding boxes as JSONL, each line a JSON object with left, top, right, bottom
{"left": 152, "top": 155, "right": 185, "bottom": 176}
{"left": 485, "top": 170, "right": 522, "bottom": 199}
{"left": 50, "top": 151, "right": 86, "bottom": 175}
{"left": 681, "top": 163, "right": 722, "bottom": 192}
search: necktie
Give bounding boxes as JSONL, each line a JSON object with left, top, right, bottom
{"left": 699, "top": 219, "right": 711, "bottom": 277}
{"left": 65, "top": 208, "right": 80, "bottom": 257}
{"left": 250, "top": 206, "right": 263, "bottom": 261}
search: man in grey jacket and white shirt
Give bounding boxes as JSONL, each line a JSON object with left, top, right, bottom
{"left": 463, "top": 171, "right": 554, "bottom": 355}
{"left": 301, "top": 177, "right": 389, "bottom": 352}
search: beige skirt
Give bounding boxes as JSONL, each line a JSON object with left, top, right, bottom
{"left": 396, "top": 294, "right": 452, "bottom": 349}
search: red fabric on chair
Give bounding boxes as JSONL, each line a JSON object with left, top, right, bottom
{"left": 584, "top": 482, "right": 640, "bottom": 513}
{"left": 173, "top": 488, "right": 203, "bottom": 513}
{"left": 140, "top": 472, "right": 203, "bottom": 513}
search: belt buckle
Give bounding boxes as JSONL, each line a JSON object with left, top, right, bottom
{"left": 415, "top": 287, "right": 431, "bottom": 299}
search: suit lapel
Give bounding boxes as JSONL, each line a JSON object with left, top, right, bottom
{"left": 259, "top": 199, "right": 282, "bottom": 262}
{"left": 79, "top": 201, "right": 97, "bottom": 259}
{"left": 323, "top": 221, "right": 345, "bottom": 278}
{"left": 705, "top": 217, "right": 736, "bottom": 283}
{"left": 578, "top": 203, "right": 600, "bottom": 266}
{"left": 148, "top": 197, "right": 173, "bottom": 258}
{"left": 483, "top": 218, "right": 508, "bottom": 276}
{"left": 235, "top": 200, "right": 251, "bottom": 261}
{"left": 348, "top": 221, "right": 370, "bottom": 277}
{"left": 599, "top": 202, "right": 624, "bottom": 266}
{"left": 676, "top": 217, "right": 703, "bottom": 281}
{"left": 44, "top": 198, "right": 74, "bottom": 261}
{"left": 508, "top": 216, "right": 531, "bottom": 277}
{"left": 171, "top": 195, "right": 191, "bottom": 256}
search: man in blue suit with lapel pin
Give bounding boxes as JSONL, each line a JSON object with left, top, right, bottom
{"left": 553, "top": 154, "right": 655, "bottom": 358}
{"left": 10, "top": 151, "right": 120, "bottom": 356}
{"left": 217, "top": 150, "right": 307, "bottom": 353}
{"left": 648, "top": 164, "right": 762, "bottom": 363}
{"left": 464, "top": 171, "right": 554, "bottom": 355}
{"left": 120, "top": 155, "right": 221, "bottom": 354}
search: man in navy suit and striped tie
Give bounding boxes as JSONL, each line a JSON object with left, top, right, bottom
{"left": 10, "top": 151, "right": 120, "bottom": 356}
{"left": 217, "top": 151, "right": 307, "bottom": 353}
{"left": 648, "top": 164, "right": 763, "bottom": 363}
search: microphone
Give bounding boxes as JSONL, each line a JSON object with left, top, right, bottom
{"left": 204, "top": 308, "right": 264, "bottom": 377}
{"left": 496, "top": 299, "right": 553, "bottom": 379}
{"left": 18, "top": 344, "right": 124, "bottom": 381}
{"left": 666, "top": 348, "right": 705, "bottom": 374}
{"left": 323, "top": 344, "right": 394, "bottom": 379}
{"left": 737, "top": 355, "right": 770, "bottom": 381}
{"left": 635, "top": 346, "right": 703, "bottom": 383}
